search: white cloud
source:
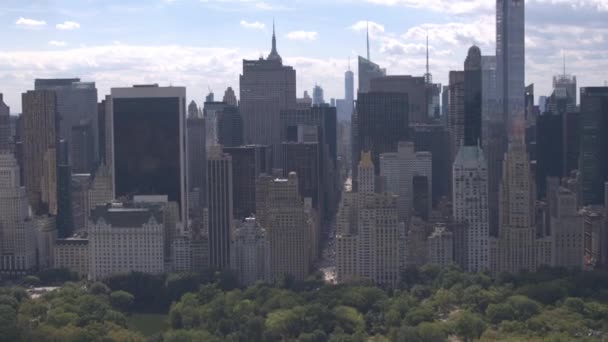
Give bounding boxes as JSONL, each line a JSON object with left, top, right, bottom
{"left": 56, "top": 21, "right": 81, "bottom": 30}
{"left": 285, "top": 31, "right": 318, "bottom": 41}
{"left": 15, "top": 17, "right": 47, "bottom": 28}
{"left": 48, "top": 40, "right": 67, "bottom": 47}
{"left": 349, "top": 20, "right": 385, "bottom": 36}
{"left": 364, "top": 0, "right": 492, "bottom": 14}
{"left": 240, "top": 20, "right": 265, "bottom": 30}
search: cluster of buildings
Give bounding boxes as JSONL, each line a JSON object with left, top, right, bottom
{"left": 0, "top": 1, "right": 607, "bottom": 287}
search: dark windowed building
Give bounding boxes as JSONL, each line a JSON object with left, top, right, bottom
{"left": 580, "top": 87, "right": 608, "bottom": 205}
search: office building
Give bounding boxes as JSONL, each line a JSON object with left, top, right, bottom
{"left": 336, "top": 154, "right": 401, "bottom": 286}
{"left": 448, "top": 71, "right": 465, "bottom": 161}
{"left": 413, "top": 175, "right": 431, "bottom": 221}
{"left": 111, "top": 85, "right": 187, "bottom": 221}
{"left": 410, "top": 124, "right": 451, "bottom": 206}
{"left": 206, "top": 147, "right": 234, "bottom": 270}
{"left": 352, "top": 92, "right": 409, "bottom": 187}
{"left": 35, "top": 79, "right": 99, "bottom": 167}
{"left": 495, "top": 137, "right": 538, "bottom": 274}
{"left": 0, "top": 153, "right": 37, "bottom": 274}
{"left": 0, "top": 94, "right": 9, "bottom": 152}
{"left": 337, "top": 67, "right": 355, "bottom": 121}
{"left": 552, "top": 187, "right": 584, "bottom": 269}
{"left": 428, "top": 224, "right": 454, "bottom": 267}
{"left": 88, "top": 203, "right": 164, "bottom": 280}
{"left": 223, "top": 145, "right": 271, "bottom": 219}
{"left": 370, "top": 75, "right": 427, "bottom": 124}
{"left": 582, "top": 207, "right": 606, "bottom": 267}
{"left": 239, "top": 24, "right": 297, "bottom": 167}
{"left": 223, "top": 87, "right": 238, "bottom": 107}
{"left": 312, "top": 85, "right": 325, "bottom": 106}
{"left": 53, "top": 238, "right": 89, "bottom": 278}
{"left": 256, "top": 173, "right": 313, "bottom": 281}
{"left": 579, "top": 87, "right": 608, "bottom": 205}
{"left": 464, "top": 46, "right": 483, "bottom": 147}
{"left": 22, "top": 90, "right": 58, "bottom": 215}
{"left": 56, "top": 164, "right": 73, "bottom": 237}
{"left": 481, "top": 56, "right": 498, "bottom": 121}
{"left": 380, "top": 142, "right": 432, "bottom": 222}
{"left": 187, "top": 102, "right": 206, "bottom": 209}
{"left": 87, "top": 163, "right": 113, "bottom": 218}
{"left": 230, "top": 217, "right": 271, "bottom": 286}
{"left": 203, "top": 100, "right": 227, "bottom": 147}
{"left": 71, "top": 173, "right": 91, "bottom": 233}
{"left": 217, "top": 106, "right": 243, "bottom": 147}
{"left": 453, "top": 145, "right": 489, "bottom": 272}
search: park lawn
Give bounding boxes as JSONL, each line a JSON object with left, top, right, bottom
{"left": 127, "top": 313, "right": 170, "bottom": 336}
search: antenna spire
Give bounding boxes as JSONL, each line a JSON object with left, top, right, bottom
{"left": 366, "top": 21, "right": 370, "bottom": 61}
{"left": 424, "top": 32, "right": 432, "bottom": 84}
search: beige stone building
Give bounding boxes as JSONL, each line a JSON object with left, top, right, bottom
{"left": 54, "top": 238, "right": 89, "bottom": 278}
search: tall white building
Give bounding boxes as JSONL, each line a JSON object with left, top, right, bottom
{"left": 453, "top": 145, "right": 489, "bottom": 272}
{"left": 495, "top": 138, "right": 537, "bottom": 274}
{"left": 336, "top": 153, "right": 402, "bottom": 287}
{"left": 230, "top": 217, "right": 271, "bottom": 286}
{"left": 0, "top": 153, "right": 37, "bottom": 274}
{"left": 380, "top": 142, "right": 432, "bottom": 222}
{"left": 88, "top": 203, "right": 164, "bottom": 280}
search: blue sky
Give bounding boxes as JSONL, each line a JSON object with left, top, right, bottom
{"left": 1, "top": 0, "right": 608, "bottom": 112}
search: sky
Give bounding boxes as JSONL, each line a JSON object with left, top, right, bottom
{"left": 1, "top": 0, "right": 608, "bottom": 113}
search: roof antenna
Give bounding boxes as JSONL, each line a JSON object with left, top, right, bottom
{"left": 348, "top": 56, "right": 351, "bottom": 71}
{"left": 424, "top": 31, "right": 432, "bottom": 84}
{"left": 366, "top": 21, "right": 370, "bottom": 61}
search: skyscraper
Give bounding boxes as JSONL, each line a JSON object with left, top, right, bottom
{"left": 217, "top": 106, "right": 243, "bottom": 147}
{"left": 230, "top": 217, "right": 271, "bottom": 286}
{"left": 223, "top": 145, "right": 271, "bottom": 220}
{"left": 552, "top": 187, "right": 584, "bottom": 269}
{"left": 370, "top": 76, "right": 427, "bottom": 125}
{"left": 453, "top": 145, "right": 489, "bottom": 272}
{"left": 207, "top": 147, "right": 234, "bottom": 270}
{"left": 312, "top": 85, "right": 325, "bottom": 106}
{"left": 496, "top": 137, "right": 538, "bottom": 274}
{"left": 239, "top": 23, "right": 297, "bottom": 167}
{"left": 0, "top": 94, "right": 10, "bottom": 152}
{"left": 345, "top": 66, "right": 355, "bottom": 116}
{"left": 352, "top": 92, "right": 409, "bottom": 187}
{"left": 481, "top": 56, "right": 498, "bottom": 121}
{"left": 35, "top": 79, "right": 99, "bottom": 167}
{"left": 411, "top": 124, "right": 451, "bottom": 206}
{"left": 464, "top": 46, "right": 483, "bottom": 147}
{"left": 22, "top": 90, "right": 58, "bottom": 215}
{"left": 579, "top": 87, "right": 608, "bottom": 205}
{"left": 0, "top": 153, "right": 37, "bottom": 274}
{"left": 496, "top": 0, "right": 526, "bottom": 131}
{"left": 111, "top": 85, "right": 187, "bottom": 221}
{"left": 223, "top": 87, "right": 238, "bottom": 107}
{"left": 187, "top": 101, "right": 206, "bottom": 209}
{"left": 358, "top": 57, "right": 386, "bottom": 94}
{"left": 448, "top": 71, "right": 465, "bottom": 161}
{"left": 256, "top": 173, "right": 313, "bottom": 281}
{"left": 70, "top": 122, "right": 95, "bottom": 173}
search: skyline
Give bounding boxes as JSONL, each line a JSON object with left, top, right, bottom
{"left": 1, "top": 0, "right": 608, "bottom": 112}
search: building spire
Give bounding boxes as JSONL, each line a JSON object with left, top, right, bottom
{"left": 366, "top": 21, "right": 370, "bottom": 61}
{"left": 267, "top": 19, "right": 281, "bottom": 61}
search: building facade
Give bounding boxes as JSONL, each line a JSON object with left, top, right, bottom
{"left": 230, "top": 217, "right": 271, "bottom": 286}
{"left": 207, "top": 147, "right": 234, "bottom": 270}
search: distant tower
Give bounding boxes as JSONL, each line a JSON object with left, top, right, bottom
{"left": 358, "top": 151, "right": 375, "bottom": 194}
{"left": 0, "top": 94, "right": 10, "bottom": 152}
{"left": 312, "top": 85, "right": 325, "bottom": 106}
{"left": 223, "top": 87, "right": 238, "bottom": 106}
{"left": 464, "top": 46, "right": 483, "bottom": 147}
{"left": 366, "top": 21, "right": 370, "bottom": 61}
{"left": 424, "top": 34, "right": 432, "bottom": 85}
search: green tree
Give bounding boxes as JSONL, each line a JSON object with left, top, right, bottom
{"left": 486, "top": 303, "right": 515, "bottom": 324}
{"left": 89, "top": 281, "right": 111, "bottom": 295}
{"left": 110, "top": 290, "right": 135, "bottom": 312}
{"left": 0, "top": 304, "right": 19, "bottom": 342}
{"left": 452, "top": 310, "right": 486, "bottom": 342}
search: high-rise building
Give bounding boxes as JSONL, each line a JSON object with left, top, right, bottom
{"left": 352, "top": 92, "right": 409, "bottom": 188}
{"left": 496, "top": 138, "right": 538, "bottom": 274}
{"left": 551, "top": 187, "right": 584, "bottom": 269}
{"left": 337, "top": 67, "right": 355, "bottom": 121}
{"left": 203, "top": 100, "right": 228, "bottom": 148}
{"left": 496, "top": 0, "right": 526, "bottom": 131}
{"left": 53, "top": 238, "right": 89, "bottom": 278}
{"left": 70, "top": 122, "right": 95, "bottom": 173}
{"left": 448, "top": 71, "right": 465, "bottom": 161}
{"left": 256, "top": 173, "right": 313, "bottom": 281}
{"left": 336, "top": 154, "right": 401, "bottom": 286}
{"left": 380, "top": 142, "right": 432, "bottom": 222}
{"left": 239, "top": 24, "right": 297, "bottom": 167}
{"left": 0, "top": 94, "right": 10, "bottom": 152}
{"left": 453, "top": 145, "right": 489, "bottom": 272}
{"left": 464, "top": 46, "right": 483, "bottom": 147}
{"left": 223, "top": 87, "right": 238, "bottom": 107}
{"left": 358, "top": 56, "right": 386, "bottom": 94}
{"left": 111, "top": 85, "right": 187, "bottom": 221}
{"left": 217, "top": 106, "right": 243, "bottom": 147}
{"left": 87, "top": 163, "right": 113, "bottom": 219}
{"left": 481, "top": 56, "right": 498, "bottom": 121}
{"left": 89, "top": 203, "right": 165, "bottom": 280}
{"left": 0, "top": 153, "right": 37, "bottom": 275}
{"left": 312, "top": 85, "right": 325, "bottom": 106}
{"left": 411, "top": 124, "right": 451, "bottom": 206}
{"left": 22, "top": 90, "right": 58, "bottom": 215}
{"left": 71, "top": 173, "right": 91, "bottom": 233}
{"left": 579, "top": 87, "right": 608, "bottom": 205}
{"left": 282, "top": 142, "right": 321, "bottom": 212}
{"left": 413, "top": 175, "right": 431, "bottom": 221}
{"left": 370, "top": 76, "right": 427, "bottom": 125}
{"left": 35, "top": 79, "right": 99, "bottom": 167}
{"left": 427, "top": 224, "right": 454, "bottom": 267}
{"left": 187, "top": 102, "right": 206, "bottom": 209}
{"left": 223, "top": 145, "right": 271, "bottom": 219}
{"left": 230, "top": 217, "right": 271, "bottom": 286}
{"left": 207, "top": 147, "right": 234, "bottom": 270}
